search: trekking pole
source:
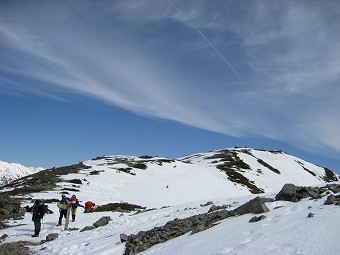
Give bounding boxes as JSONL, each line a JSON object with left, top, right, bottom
{"left": 65, "top": 204, "right": 71, "bottom": 230}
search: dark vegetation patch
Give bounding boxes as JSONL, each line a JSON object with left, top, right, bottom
{"left": 269, "top": 150, "right": 283, "bottom": 154}
{"left": 205, "top": 149, "right": 263, "bottom": 194}
{"left": 94, "top": 202, "right": 146, "bottom": 213}
{"left": 257, "top": 159, "right": 281, "bottom": 174}
{"left": 89, "top": 170, "right": 103, "bottom": 175}
{"left": 130, "top": 163, "right": 148, "bottom": 170}
{"left": 92, "top": 156, "right": 111, "bottom": 161}
{"left": 206, "top": 149, "right": 251, "bottom": 170}
{"left": 116, "top": 168, "right": 136, "bottom": 175}
{"left": 102, "top": 157, "right": 149, "bottom": 170}
{"left": 139, "top": 155, "right": 154, "bottom": 159}
{"left": 61, "top": 188, "right": 80, "bottom": 192}
{"left": 259, "top": 149, "right": 283, "bottom": 154}
{"left": 154, "top": 159, "right": 175, "bottom": 166}
{"left": 40, "top": 198, "right": 60, "bottom": 203}
{"left": 302, "top": 167, "right": 316, "bottom": 176}
{"left": 0, "top": 241, "right": 38, "bottom": 255}
{"left": 216, "top": 165, "right": 263, "bottom": 194}
{"left": 239, "top": 149, "right": 253, "bottom": 156}
{"left": 294, "top": 160, "right": 317, "bottom": 177}
{"left": 323, "top": 168, "right": 339, "bottom": 182}
{"left": 67, "top": 179, "right": 83, "bottom": 184}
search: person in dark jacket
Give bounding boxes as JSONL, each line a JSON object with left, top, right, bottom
{"left": 57, "top": 194, "right": 69, "bottom": 226}
{"left": 31, "top": 199, "right": 45, "bottom": 237}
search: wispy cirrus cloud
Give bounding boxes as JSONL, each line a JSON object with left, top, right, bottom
{"left": 1, "top": 0, "right": 340, "bottom": 157}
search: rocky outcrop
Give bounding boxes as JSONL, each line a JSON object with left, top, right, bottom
{"left": 123, "top": 209, "right": 236, "bottom": 255}
{"left": 0, "top": 241, "right": 37, "bottom": 255}
{"left": 0, "top": 194, "right": 24, "bottom": 226}
{"left": 122, "top": 195, "right": 274, "bottom": 255}
{"left": 122, "top": 183, "right": 340, "bottom": 255}
{"left": 275, "top": 183, "right": 340, "bottom": 202}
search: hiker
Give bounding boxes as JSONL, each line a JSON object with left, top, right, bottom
{"left": 70, "top": 195, "right": 84, "bottom": 222}
{"left": 84, "top": 201, "right": 96, "bottom": 213}
{"left": 31, "top": 199, "right": 45, "bottom": 237}
{"left": 57, "top": 194, "right": 69, "bottom": 226}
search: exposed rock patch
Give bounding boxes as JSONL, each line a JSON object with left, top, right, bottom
{"left": 275, "top": 183, "right": 340, "bottom": 202}
{"left": 123, "top": 209, "right": 236, "bottom": 255}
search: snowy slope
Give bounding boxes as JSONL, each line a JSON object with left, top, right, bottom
{"left": 0, "top": 148, "right": 339, "bottom": 255}
{"left": 181, "top": 148, "right": 338, "bottom": 194}
{"left": 3, "top": 184, "right": 340, "bottom": 255}
{"left": 0, "top": 160, "right": 44, "bottom": 186}
{"left": 45, "top": 149, "right": 337, "bottom": 208}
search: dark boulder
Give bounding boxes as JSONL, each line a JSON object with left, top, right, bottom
{"left": 275, "top": 183, "right": 300, "bottom": 202}
{"left": 80, "top": 226, "right": 95, "bottom": 232}
{"left": 249, "top": 215, "right": 266, "bottom": 223}
{"left": 46, "top": 233, "right": 59, "bottom": 241}
{"left": 93, "top": 216, "right": 111, "bottom": 228}
{"left": 234, "top": 196, "right": 269, "bottom": 215}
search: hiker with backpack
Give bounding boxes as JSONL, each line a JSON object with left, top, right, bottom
{"left": 57, "top": 194, "right": 69, "bottom": 226}
{"left": 70, "top": 195, "right": 84, "bottom": 222}
{"left": 31, "top": 199, "right": 45, "bottom": 237}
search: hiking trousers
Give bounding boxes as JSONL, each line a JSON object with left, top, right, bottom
{"left": 33, "top": 218, "right": 41, "bottom": 234}
{"left": 58, "top": 209, "right": 67, "bottom": 224}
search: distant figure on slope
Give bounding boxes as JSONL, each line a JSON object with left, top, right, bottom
{"left": 70, "top": 195, "right": 84, "bottom": 222}
{"left": 57, "top": 194, "right": 69, "bottom": 226}
{"left": 31, "top": 199, "right": 46, "bottom": 237}
{"left": 84, "top": 201, "right": 96, "bottom": 213}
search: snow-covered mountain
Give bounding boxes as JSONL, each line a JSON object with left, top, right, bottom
{"left": 0, "top": 160, "right": 44, "bottom": 186}
{"left": 0, "top": 148, "right": 339, "bottom": 255}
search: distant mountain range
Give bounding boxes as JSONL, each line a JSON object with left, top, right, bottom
{"left": 0, "top": 160, "right": 44, "bottom": 186}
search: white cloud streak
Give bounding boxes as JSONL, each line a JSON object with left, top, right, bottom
{"left": 1, "top": 0, "right": 340, "bottom": 157}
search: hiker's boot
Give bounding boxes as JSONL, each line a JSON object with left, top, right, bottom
{"left": 32, "top": 232, "right": 39, "bottom": 237}
{"left": 72, "top": 215, "right": 76, "bottom": 222}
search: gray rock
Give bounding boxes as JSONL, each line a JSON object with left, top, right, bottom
{"left": 307, "top": 213, "right": 314, "bottom": 218}
{"left": 0, "top": 234, "right": 8, "bottom": 242}
{"left": 275, "top": 183, "right": 299, "bottom": 202}
{"left": 0, "top": 209, "right": 10, "bottom": 216}
{"left": 324, "top": 195, "right": 336, "bottom": 205}
{"left": 201, "top": 201, "right": 213, "bottom": 207}
{"left": 120, "top": 234, "right": 129, "bottom": 242}
{"left": 93, "top": 216, "right": 111, "bottom": 228}
{"left": 249, "top": 215, "right": 266, "bottom": 223}
{"left": 234, "top": 196, "right": 269, "bottom": 215}
{"left": 46, "top": 233, "right": 59, "bottom": 241}
{"left": 80, "top": 226, "right": 95, "bottom": 232}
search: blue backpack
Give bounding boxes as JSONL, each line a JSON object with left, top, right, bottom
{"left": 38, "top": 203, "right": 46, "bottom": 218}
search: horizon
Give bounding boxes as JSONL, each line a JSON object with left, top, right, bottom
{"left": 1, "top": 1, "right": 339, "bottom": 173}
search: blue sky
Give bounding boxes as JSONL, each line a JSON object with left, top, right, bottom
{"left": 1, "top": 0, "right": 339, "bottom": 173}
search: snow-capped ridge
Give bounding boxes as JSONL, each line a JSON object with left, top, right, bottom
{"left": 0, "top": 160, "right": 44, "bottom": 186}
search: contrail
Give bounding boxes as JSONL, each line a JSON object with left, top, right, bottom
{"left": 168, "top": 0, "right": 241, "bottom": 79}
